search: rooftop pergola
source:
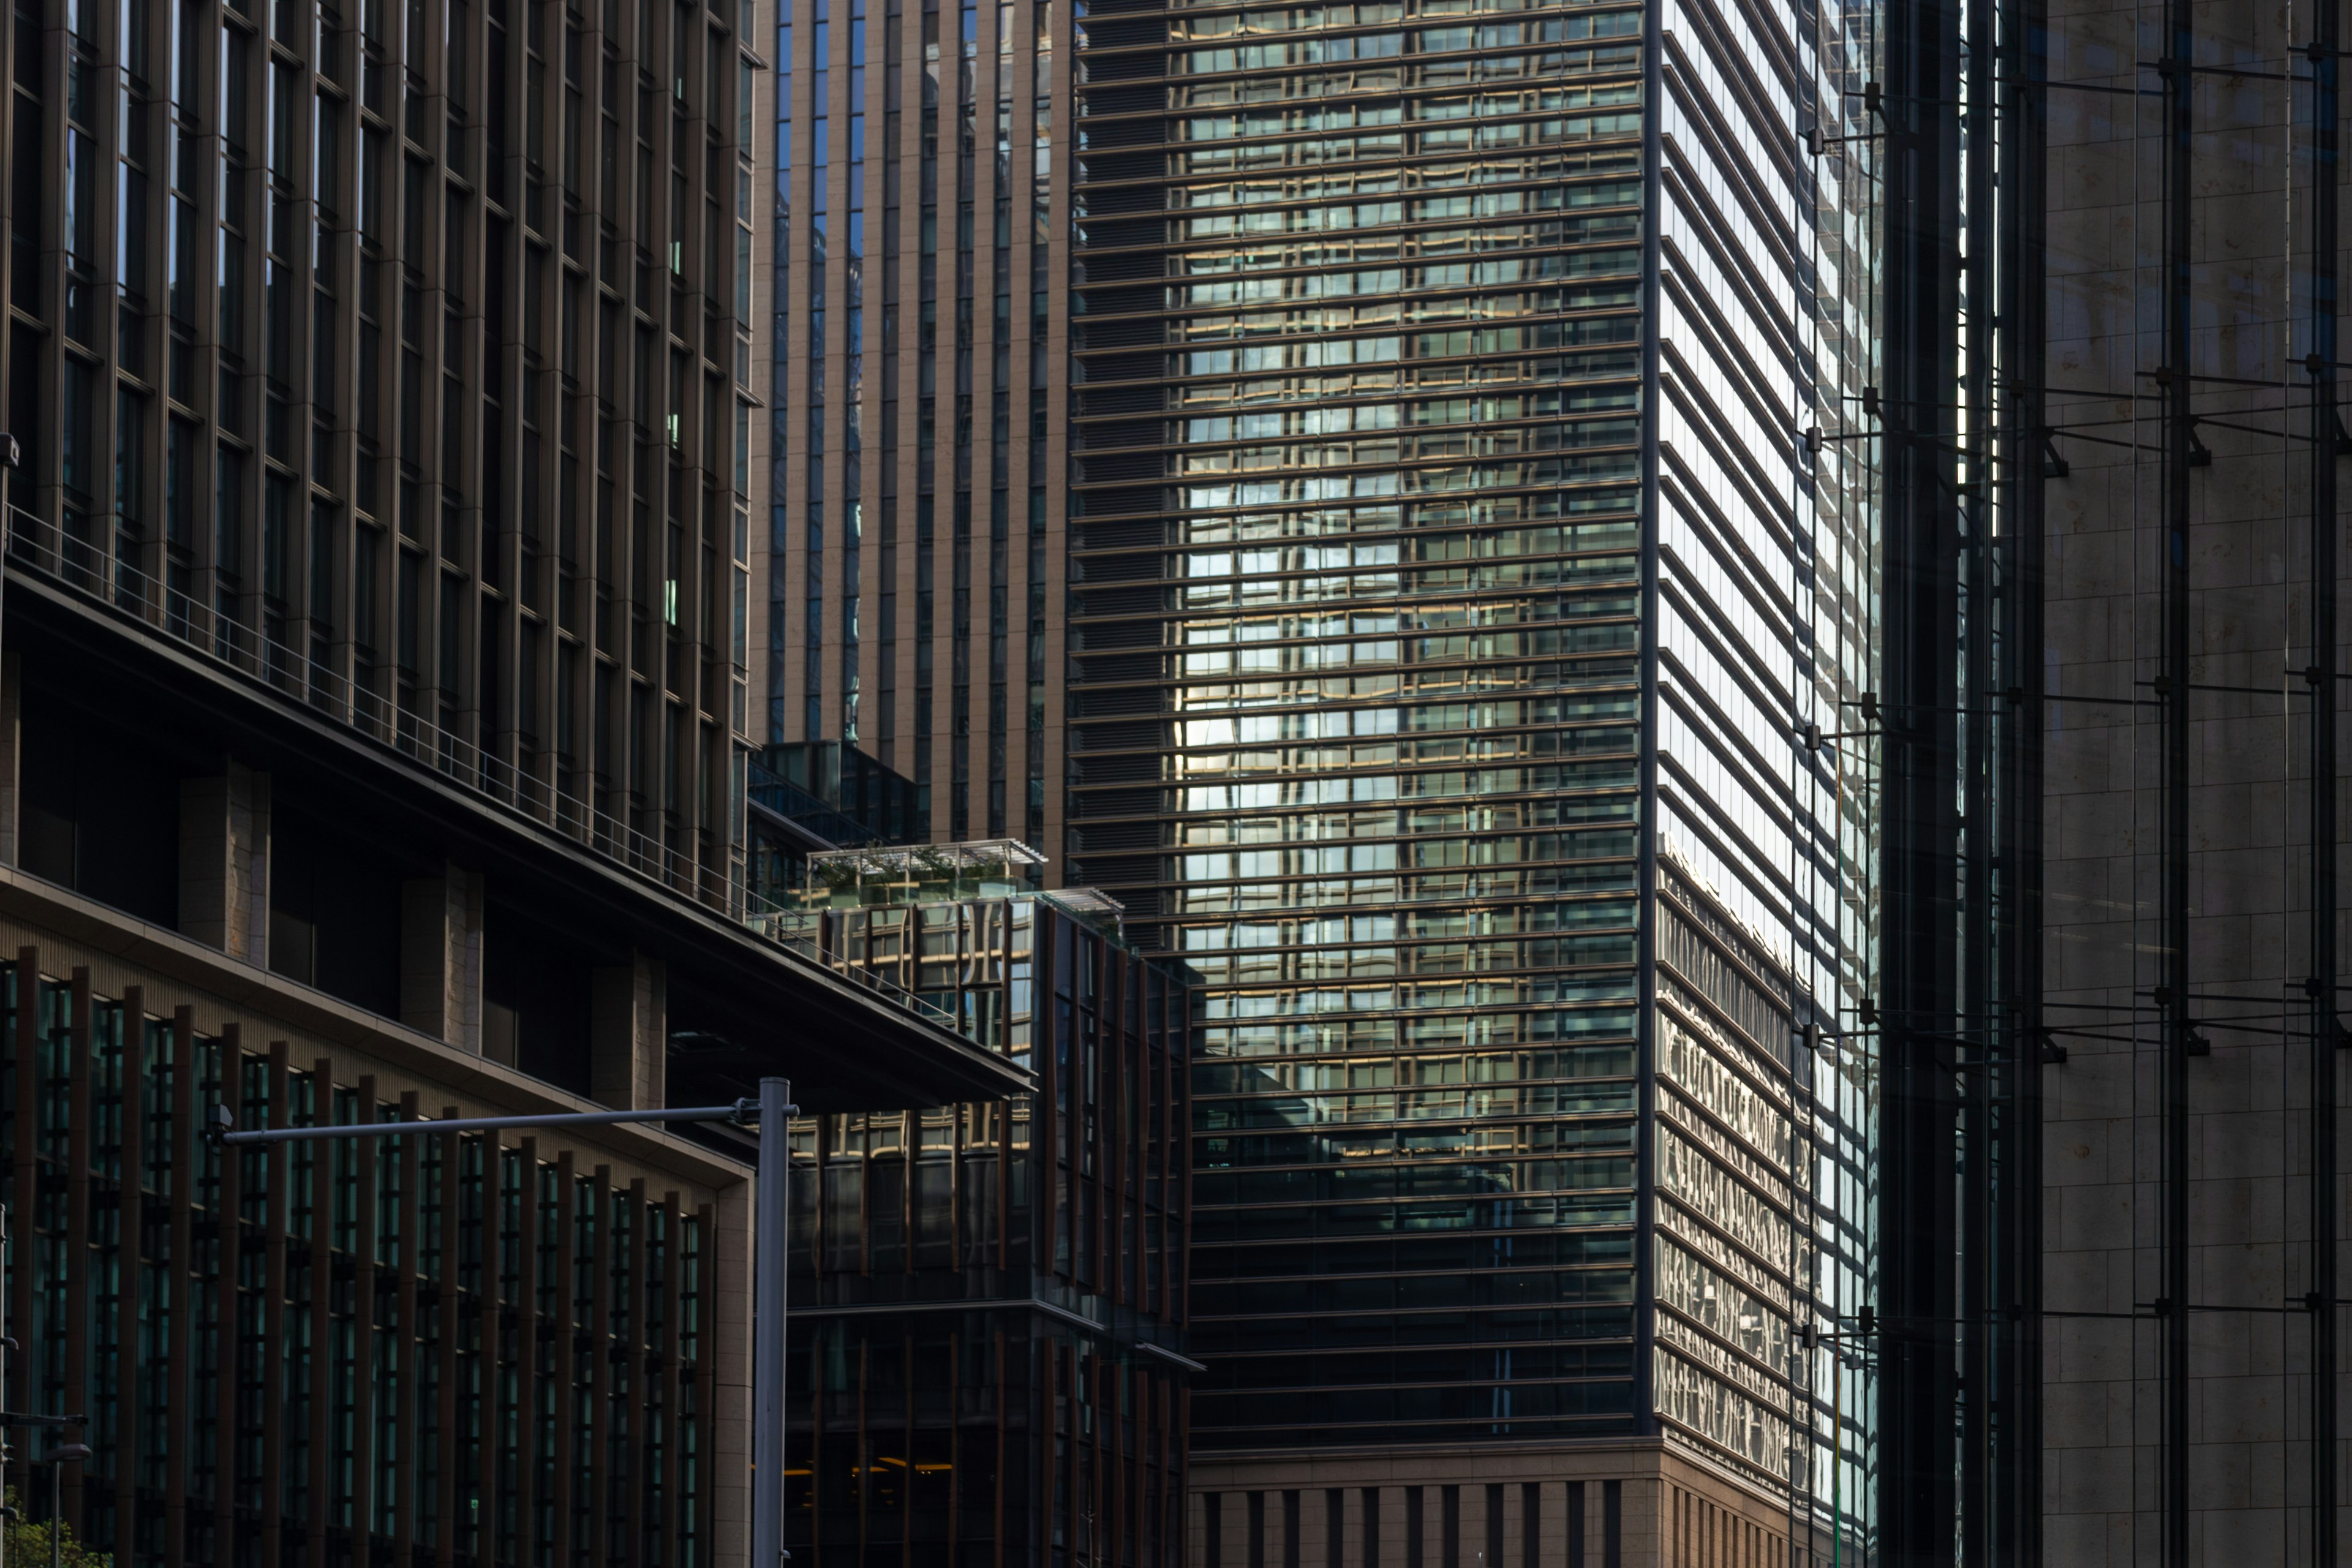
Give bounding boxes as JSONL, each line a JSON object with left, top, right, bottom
{"left": 804, "top": 838, "right": 1048, "bottom": 880}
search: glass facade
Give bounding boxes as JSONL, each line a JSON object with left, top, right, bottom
{"left": 0, "top": 959, "right": 715, "bottom": 1568}
{"left": 0, "top": 0, "right": 760, "bottom": 913}
{"left": 782, "top": 892, "right": 1193, "bottom": 1568}
{"left": 1058, "top": 0, "right": 1879, "bottom": 1507}
{"left": 766, "top": 0, "right": 1884, "bottom": 1534}
{"left": 1065, "top": 0, "right": 1651, "bottom": 1454}
{"left": 767, "top": 0, "right": 1061, "bottom": 846}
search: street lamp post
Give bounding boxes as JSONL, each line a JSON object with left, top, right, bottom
{"left": 219, "top": 1077, "right": 796, "bottom": 1568}
{"left": 43, "top": 1443, "right": 88, "bottom": 1568}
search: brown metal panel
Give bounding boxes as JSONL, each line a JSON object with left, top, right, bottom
{"left": 64, "top": 967, "right": 91, "bottom": 1528}
{"left": 438, "top": 1107, "right": 462, "bottom": 1568}
{"left": 116, "top": 989, "right": 145, "bottom": 1564}
{"left": 12, "top": 946, "right": 37, "bottom": 1423}
{"left": 352, "top": 1073, "right": 379, "bottom": 1560}
{"left": 260, "top": 1041, "right": 292, "bottom": 1568}
{"left": 309, "top": 1059, "right": 336, "bottom": 1568}
{"left": 165, "top": 1008, "right": 196, "bottom": 1568}
{"left": 588, "top": 1163, "right": 614, "bottom": 1568}
{"left": 551, "top": 1151, "right": 578, "bottom": 1568}
{"left": 394, "top": 1090, "right": 423, "bottom": 1564}
{"left": 216, "top": 1024, "right": 246, "bottom": 1562}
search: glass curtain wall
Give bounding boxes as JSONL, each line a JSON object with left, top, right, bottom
{"left": 1063, "top": 0, "right": 1887, "bottom": 1526}
{"left": 1068, "top": 0, "right": 1653, "bottom": 1449}
{"left": 0, "top": 962, "right": 714, "bottom": 1568}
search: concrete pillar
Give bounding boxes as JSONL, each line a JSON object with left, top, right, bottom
{"left": 591, "top": 950, "right": 668, "bottom": 1108}
{"left": 401, "top": 863, "right": 484, "bottom": 1049}
{"left": 179, "top": 761, "right": 270, "bottom": 962}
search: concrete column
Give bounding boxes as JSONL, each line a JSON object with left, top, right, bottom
{"left": 401, "top": 863, "right": 484, "bottom": 1049}
{"left": 179, "top": 761, "right": 271, "bottom": 962}
{"left": 591, "top": 951, "right": 668, "bottom": 1108}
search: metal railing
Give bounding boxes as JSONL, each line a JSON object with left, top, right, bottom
{"left": 4, "top": 507, "right": 965, "bottom": 1035}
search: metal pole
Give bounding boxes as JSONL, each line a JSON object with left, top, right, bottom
{"left": 48, "top": 1451, "right": 58, "bottom": 1568}
{"left": 218, "top": 1102, "right": 752, "bottom": 1145}
{"left": 750, "top": 1077, "right": 792, "bottom": 1568}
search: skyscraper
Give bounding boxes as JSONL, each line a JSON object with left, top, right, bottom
{"left": 763, "top": 0, "right": 1880, "bottom": 1551}
{"left": 0, "top": 0, "right": 1028, "bottom": 1561}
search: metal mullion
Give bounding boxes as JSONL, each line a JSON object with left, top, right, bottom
{"left": 694, "top": 1199, "right": 717, "bottom": 1568}
{"left": 475, "top": 1131, "right": 505, "bottom": 1568}
{"left": 215, "top": 1025, "right": 247, "bottom": 1561}
{"left": 589, "top": 1163, "right": 616, "bottom": 1568}
{"left": 352, "top": 1072, "right": 380, "bottom": 1558}
{"left": 260, "top": 1041, "right": 292, "bottom": 1568}
{"left": 437, "top": 1107, "right": 463, "bottom": 1568}
{"left": 281, "top": 39, "right": 323, "bottom": 623}
{"left": 1036, "top": 929, "right": 1056, "bottom": 1280}
{"left": 1957, "top": 0, "right": 2000, "bottom": 1526}
{"left": 64, "top": 967, "right": 91, "bottom": 1530}
{"left": 307, "top": 1058, "right": 336, "bottom": 1568}
{"left": 660, "top": 1190, "right": 684, "bottom": 1568}
{"left": 624, "top": 1174, "right": 648, "bottom": 1568}
{"left": 320, "top": 51, "right": 368, "bottom": 698}
{"left": 552, "top": 1150, "right": 579, "bottom": 1568}
{"left": 1098, "top": 950, "right": 1118, "bottom": 1301}
{"left": 2158, "top": 0, "right": 2195, "bottom": 1549}
{"left": 165, "top": 1006, "right": 196, "bottom": 1568}
{"left": 900, "top": 1109, "right": 917, "bottom": 1278}
{"left": 115, "top": 989, "right": 145, "bottom": 1562}
{"left": 514, "top": 1137, "right": 542, "bottom": 1567}
{"left": 2308, "top": 0, "right": 2342, "bottom": 1553}
{"left": 217, "top": 15, "right": 269, "bottom": 636}
{"left": 394, "top": 1090, "right": 423, "bottom": 1565}
{"left": 1065, "top": 1341, "right": 1080, "bottom": 1568}
{"left": 883, "top": 75, "right": 921, "bottom": 779}
{"left": 9, "top": 946, "right": 36, "bottom": 1426}
{"left": 1996, "top": 0, "right": 2050, "bottom": 1544}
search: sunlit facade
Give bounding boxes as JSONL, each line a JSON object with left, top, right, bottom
{"left": 764, "top": 0, "right": 1880, "bottom": 1549}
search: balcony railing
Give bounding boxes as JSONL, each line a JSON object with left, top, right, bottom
{"left": 3, "top": 505, "right": 965, "bottom": 1035}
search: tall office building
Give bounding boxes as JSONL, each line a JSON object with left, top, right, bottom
{"left": 0, "top": 0, "right": 1027, "bottom": 1563}
{"left": 762, "top": 0, "right": 1879, "bottom": 1551}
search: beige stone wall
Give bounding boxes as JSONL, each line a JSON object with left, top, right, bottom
{"left": 2041, "top": 0, "right": 2352, "bottom": 1556}
{"left": 1188, "top": 1441, "right": 1799, "bottom": 1568}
